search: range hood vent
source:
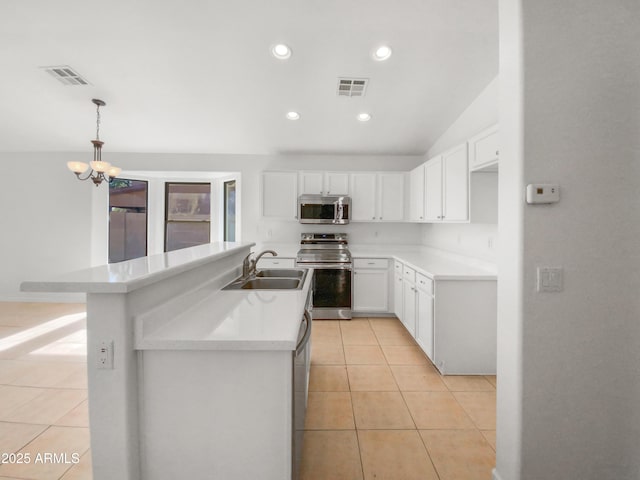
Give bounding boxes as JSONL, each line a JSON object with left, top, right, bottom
{"left": 41, "top": 65, "right": 90, "bottom": 86}
{"left": 337, "top": 77, "right": 368, "bottom": 97}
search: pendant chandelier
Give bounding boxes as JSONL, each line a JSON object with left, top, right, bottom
{"left": 67, "top": 99, "right": 121, "bottom": 186}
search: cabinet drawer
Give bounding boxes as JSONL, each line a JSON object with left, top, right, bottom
{"left": 257, "top": 257, "right": 295, "bottom": 268}
{"left": 394, "top": 261, "right": 403, "bottom": 274}
{"left": 403, "top": 266, "right": 416, "bottom": 283}
{"left": 416, "top": 273, "right": 433, "bottom": 295}
{"left": 354, "top": 258, "right": 389, "bottom": 269}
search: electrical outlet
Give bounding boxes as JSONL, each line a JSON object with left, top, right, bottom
{"left": 97, "top": 341, "right": 114, "bottom": 369}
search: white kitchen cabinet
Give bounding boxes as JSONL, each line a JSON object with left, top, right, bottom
{"left": 262, "top": 171, "right": 298, "bottom": 219}
{"left": 423, "top": 144, "right": 469, "bottom": 223}
{"left": 353, "top": 258, "right": 389, "bottom": 312}
{"left": 350, "top": 173, "right": 377, "bottom": 221}
{"left": 298, "top": 171, "right": 350, "bottom": 196}
{"left": 468, "top": 124, "right": 499, "bottom": 171}
{"left": 409, "top": 164, "right": 425, "bottom": 222}
{"left": 401, "top": 265, "right": 417, "bottom": 336}
{"left": 378, "top": 173, "right": 405, "bottom": 221}
{"left": 415, "top": 273, "right": 434, "bottom": 361}
{"left": 350, "top": 172, "right": 405, "bottom": 222}
{"left": 424, "top": 157, "right": 442, "bottom": 221}
{"left": 392, "top": 261, "right": 404, "bottom": 319}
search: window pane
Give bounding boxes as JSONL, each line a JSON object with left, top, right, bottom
{"left": 109, "top": 179, "right": 148, "bottom": 263}
{"left": 224, "top": 180, "right": 236, "bottom": 242}
{"left": 165, "top": 222, "right": 211, "bottom": 252}
{"left": 165, "top": 183, "right": 211, "bottom": 252}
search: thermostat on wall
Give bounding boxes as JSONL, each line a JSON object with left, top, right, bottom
{"left": 526, "top": 184, "right": 560, "bottom": 204}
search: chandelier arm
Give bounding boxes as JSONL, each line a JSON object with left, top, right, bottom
{"left": 75, "top": 169, "right": 96, "bottom": 182}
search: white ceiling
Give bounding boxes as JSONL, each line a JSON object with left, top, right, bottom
{"left": 0, "top": 0, "right": 498, "bottom": 156}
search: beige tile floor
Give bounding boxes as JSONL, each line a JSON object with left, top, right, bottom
{"left": 0, "top": 302, "right": 91, "bottom": 480}
{"left": 302, "top": 317, "right": 496, "bottom": 480}
{"left": 0, "top": 303, "right": 496, "bottom": 480}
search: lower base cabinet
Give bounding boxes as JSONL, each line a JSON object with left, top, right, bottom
{"left": 415, "top": 282, "right": 434, "bottom": 361}
{"left": 392, "top": 262, "right": 497, "bottom": 375}
{"left": 353, "top": 258, "right": 390, "bottom": 313}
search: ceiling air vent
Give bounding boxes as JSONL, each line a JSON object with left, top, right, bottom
{"left": 40, "top": 65, "right": 90, "bottom": 86}
{"left": 337, "top": 78, "right": 368, "bottom": 97}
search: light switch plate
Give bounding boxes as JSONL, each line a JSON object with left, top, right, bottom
{"left": 526, "top": 184, "right": 560, "bottom": 204}
{"left": 537, "top": 267, "right": 563, "bottom": 292}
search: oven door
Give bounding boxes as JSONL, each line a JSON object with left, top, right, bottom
{"left": 302, "top": 264, "right": 352, "bottom": 319}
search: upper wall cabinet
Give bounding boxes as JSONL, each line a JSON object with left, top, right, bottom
{"left": 299, "top": 172, "right": 350, "bottom": 196}
{"left": 350, "top": 172, "right": 405, "bottom": 222}
{"left": 424, "top": 144, "right": 469, "bottom": 223}
{"left": 261, "top": 171, "right": 298, "bottom": 219}
{"left": 409, "top": 164, "right": 426, "bottom": 222}
{"left": 468, "top": 124, "right": 499, "bottom": 171}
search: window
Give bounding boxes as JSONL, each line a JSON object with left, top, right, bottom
{"left": 224, "top": 180, "right": 236, "bottom": 242}
{"left": 165, "top": 182, "right": 211, "bottom": 252}
{"left": 109, "top": 179, "right": 148, "bottom": 263}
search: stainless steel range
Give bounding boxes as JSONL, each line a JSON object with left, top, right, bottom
{"left": 296, "top": 233, "right": 352, "bottom": 320}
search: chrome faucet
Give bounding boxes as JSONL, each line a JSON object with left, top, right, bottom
{"left": 242, "top": 250, "right": 278, "bottom": 278}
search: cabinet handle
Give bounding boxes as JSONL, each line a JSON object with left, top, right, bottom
{"left": 496, "top": 150, "right": 499, "bottom": 156}
{"left": 372, "top": 216, "right": 375, "bottom": 220}
{"left": 379, "top": 217, "right": 382, "bottom": 220}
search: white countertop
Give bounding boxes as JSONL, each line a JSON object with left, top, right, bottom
{"left": 136, "top": 268, "right": 313, "bottom": 351}
{"left": 257, "top": 242, "right": 496, "bottom": 280}
{"left": 21, "top": 242, "right": 254, "bottom": 294}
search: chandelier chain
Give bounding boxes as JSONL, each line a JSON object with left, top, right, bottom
{"left": 96, "top": 103, "right": 101, "bottom": 140}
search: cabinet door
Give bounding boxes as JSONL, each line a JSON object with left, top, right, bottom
{"left": 424, "top": 157, "right": 443, "bottom": 221}
{"left": 402, "top": 281, "right": 416, "bottom": 337}
{"left": 299, "top": 172, "right": 324, "bottom": 195}
{"left": 416, "top": 289, "right": 434, "bottom": 361}
{"left": 378, "top": 173, "right": 405, "bottom": 222}
{"left": 262, "top": 172, "right": 298, "bottom": 219}
{"left": 353, "top": 269, "right": 389, "bottom": 312}
{"left": 350, "top": 173, "right": 377, "bottom": 221}
{"left": 393, "top": 274, "right": 404, "bottom": 320}
{"left": 469, "top": 125, "right": 499, "bottom": 171}
{"left": 409, "top": 165, "right": 425, "bottom": 222}
{"left": 442, "top": 145, "right": 469, "bottom": 222}
{"left": 325, "top": 173, "right": 350, "bottom": 195}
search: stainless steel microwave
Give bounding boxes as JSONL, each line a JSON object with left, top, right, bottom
{"left": 298, "top": 195, "right": 351, "bottom": 224}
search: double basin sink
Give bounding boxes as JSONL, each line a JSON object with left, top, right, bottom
{"left": 223, "top": 268, "right": 308, "bottom": 290}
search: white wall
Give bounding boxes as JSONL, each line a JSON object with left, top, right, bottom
{"left": 1, "top": 152, "right": 423, "bottom": 299}
{"left": 497, "top": 1, "right": 640, "bottom": 479}
{"left": 421, "top": 76, "right": 499, "bottom": 261}
{"left": 0, "top": 153, "right": 93, "bottom": 301}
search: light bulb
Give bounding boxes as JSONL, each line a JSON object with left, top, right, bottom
{"left": 90, "top": 161, "right": 111, "bottom": 173}
{"left": 373, "top": 45, "right": 392, "bottom": 61}
{"left": 357, "top": 113, "right": 372, "bottom": 122}
{"left": 272, "top": 44, "right": 292, "bottom": 60}
{"left": 107, "top": 166, "right": 122, "bottom": 178}
{"left": 286, "top": 111, "right": 300, "bottom": 120}
{"left": 67, "top": 161, "right": 89, "bottom": 174}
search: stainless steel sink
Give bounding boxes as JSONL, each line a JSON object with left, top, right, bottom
{"left": 241, "top": 278, "right": 302, "bottom": 290}
{"left": 222, "top": 268, "right": 307, "bottom": 290}
{"left": 256, "top": 269, "right": 306, "bottom": 278}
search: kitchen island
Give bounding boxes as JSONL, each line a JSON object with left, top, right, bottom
{"left": 21, "top": 242, "right": 313, "bottom": 480}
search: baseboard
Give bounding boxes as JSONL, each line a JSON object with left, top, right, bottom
{"left": 492, "top": 468, "right": 504, "bottom": 480}
{"left": 0, "top": 292, "right": 86, "bottom": 303}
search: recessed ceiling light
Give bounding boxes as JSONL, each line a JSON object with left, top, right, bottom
{"left": 372, "top": 45, "right": 392, "bottom": 61}
{"left": 272, "top": 44, "right": 292, "bottom": 60}
{"left": 286, "top": 111, "right": 300, "bottom": 120}
{"left": 357, "top": 113, "right": 371, "bottom": 122}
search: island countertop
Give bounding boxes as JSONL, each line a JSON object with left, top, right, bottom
{"left": 135, "top": 268, "right": 314, "bottom": 351}
{"left": 20, "top": 242, "right": 255, "bottom": 294}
